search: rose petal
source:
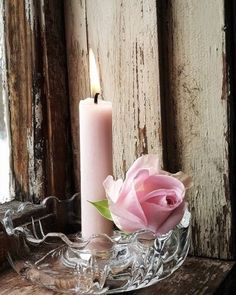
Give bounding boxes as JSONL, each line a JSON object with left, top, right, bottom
{"left": 120, "top": 156, "right": 160, "bottom": 202}
{"left": 141, "top": 175, "right": 185, "bottom": 202}
{"left": 157, "top": 201, "right": 186, "bottom": 234}
{"left": 121, "top": 168, "right": 150, "bottom": 202}
{"left": 141, "top": 202, "right": 171, "bottom": 232}
{"left": 142, "top": 200, "right": 186, "bottom": 234}
{"left": 117, "top": 183, "right": 147, "bottom": 225}
{"left": 126, "top": 154, "right": 160, "bottom": 181}
{"left": 103, "top": 175, "right": 123, "bottom": 203}
{"left": 142, "top": 189, "right": 183, "bottom": 208}
{"left": 172, "top": 171, "right": 193, "bottom": 189}
{"left": 160, "top": 170, "right": 193, "bottom": 189}
{"left": 109, "top": 203, "right": 146, "bottom": 232}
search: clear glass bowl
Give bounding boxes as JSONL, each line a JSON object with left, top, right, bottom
{"left": 1, "top": 194, "right": 191, "bottom": 294}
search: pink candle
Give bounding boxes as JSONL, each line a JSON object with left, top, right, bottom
{"left": 79, "top": 97, "right": 113, "bottom": 239}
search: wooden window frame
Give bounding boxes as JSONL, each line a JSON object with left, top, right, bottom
{"left": 0, "top": 0, "right": 74, "bottom": 268}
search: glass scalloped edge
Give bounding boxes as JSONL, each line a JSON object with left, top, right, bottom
{"left": 0, "top": 194, "right": 191, "bottom": 294}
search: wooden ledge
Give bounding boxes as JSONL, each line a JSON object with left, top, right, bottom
{"left": 0, "top": 257, "right": 235, "bottom": 295}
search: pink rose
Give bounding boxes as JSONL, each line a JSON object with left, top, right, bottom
{"left": 103, "top": 154, "right": 191, "bottom": 235}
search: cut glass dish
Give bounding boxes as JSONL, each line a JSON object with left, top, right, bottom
{"left": 1, "top": 194, "right": 191, "bottom": 294}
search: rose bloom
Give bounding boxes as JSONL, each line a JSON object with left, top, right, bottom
{"left": 103, "top": 154, "right": 192, "bottom": 235}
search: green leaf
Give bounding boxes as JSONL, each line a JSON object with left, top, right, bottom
{"left": 88, "top": 199, "right": 113, "bottom": 221}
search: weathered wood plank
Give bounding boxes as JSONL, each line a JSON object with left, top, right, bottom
{"left": 64, "top": 0, "right": 90, "bottom": 192}
{"left": 65, "top": 0, "right": 163, "bottom": 188}
{"left": 65, "top": 0, "right": 235, "bottom": 259}
{"left": 4, "top": 0, "right": 38, "bottom": 201}
{"left": 132, "top": 258, "right": 235, "bottom": 295}
{"left": 86, "top": 0, "right": 163, "bottom": 179}
{"left": 158, "top": 0, "right": 233, "bottom": 259}
{"left": 40, "top": 0, "right": 73, "bottom": 198}
{"left": 3, "top": 0, "right": 73, "bottom": 201}
{"left": 0, "top": 257, "right": 234, "bottom": 294}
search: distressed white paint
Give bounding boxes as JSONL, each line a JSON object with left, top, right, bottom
{"left": 39, "top": 0, "right": 46, "bottom": 31}
{"left": 0, "top": 0, "right": 11, "bottom": 203}
{"left": 86, "top": 0, "right": 163, "bottom": 179}
{"left": 0, "top": 139, "right": 10, "bottom": 203}
{"left": 163, "top": 0, "right": 232, "bottom": 259}
{"left": 65, "top": 0, "right": 163, "bottom": 186}
{"left": 65, "top": 0, "right": 233, "bottom": 259}
{"left": 27, "top": 128, "right": 44, "bottom": 201}
{"left": 27, "top": 128, "right": 35, "bottom": 199}
{"left": 25, "top": 0, "right": 35, "bottom": 31}
{"left": 34, "top": 93, "right": 44, "bottom": 199}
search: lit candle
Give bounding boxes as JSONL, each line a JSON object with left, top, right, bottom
{"left": 79, "top": 50, "right": 113, "bottom": 239}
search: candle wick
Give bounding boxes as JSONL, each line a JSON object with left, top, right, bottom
{"left": 94, "top": 93, "right": 99, "bottom": 104}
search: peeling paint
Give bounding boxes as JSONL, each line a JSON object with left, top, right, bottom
{"left": 39, "top": 0, "right": 46, "bottom": 31}
{"left": 35, "top": 91, "right": 43, "bottom": 129}
{"left": 0, "top": 0, "right": 12, "bottom": 202}
{"left": 25, "top": 0, "right": 35, "bottom": 32}
{"left": 221, "top": 51, "right": 228, "bottom": 100}
{"left": 27, "top": 128, "right": 35, "bottom": 201}
{"left": 34, "top": 89, "right": 44, "bottom": 201}
{"left": 138, "top": 125, "right": 148, "bottom": 155}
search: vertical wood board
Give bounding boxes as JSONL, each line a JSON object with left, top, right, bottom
{"left": 4, "top": 0, "right": 41, "bottom": 201}
{"left": 65, "top": 0, "right": 163, "bottom": 189}
{"left": 159, "top": 0, "right": 232, "bottom": 258}
{"left": 64, "top": 0, "right": 90, "bottom": 192}
{"left": 40, "top": 0, "right": 73, "bottom": 198}
{"left": 65, "top": 0, "right": 234, "bottom": 259}
{"left": 86, "top": 0, "right": 163, "bottom": 179}
{"left": 4, "top": 0, "right": 73, "bottom": 201}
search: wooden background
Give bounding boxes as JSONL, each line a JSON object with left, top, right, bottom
{"left": 64, "top": 0, "right": 235, "bottom": 260}
{"left": 3, "top": 0, "right": 72, "bottom": 202}
{"left": 3, "top": 0, "right": 234, "bottom": 261}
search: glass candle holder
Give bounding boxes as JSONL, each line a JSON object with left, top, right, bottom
{"left": 1, "top": 194, "right": 191, "bottom": 294}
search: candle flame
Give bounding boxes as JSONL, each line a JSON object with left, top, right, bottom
{"left": 89, "top": 49, "right": 101, "bottom": 97}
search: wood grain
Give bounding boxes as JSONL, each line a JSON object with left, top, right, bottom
{"left": 4, "top": 0, "right": 37, "bottom": 201}
{"left": 65, "top": 0, "right": 163, "bottom": 187}
{"left": 0, "top": 257, "right": 234, "bottom": 295}
{"left": 158, "top": 0, "right": 233, "bottom": 259}
{"left": 65, "top": 0, "right": 235, "bottom": 259}
{"left": 87, "top": 0, "right": 163, "bottom": 179}
{"left": 3, "top": 0, "right": 73, "bottom": 201}
{"left": 64, "top": 0, "right": 90, "bottom": 192}
{"left": 40, "top": 0, "right": 73, "bottom": 198}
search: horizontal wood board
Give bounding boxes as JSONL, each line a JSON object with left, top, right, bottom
{"left": 0, "top": 257, "right": 234, "bottom": 295}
